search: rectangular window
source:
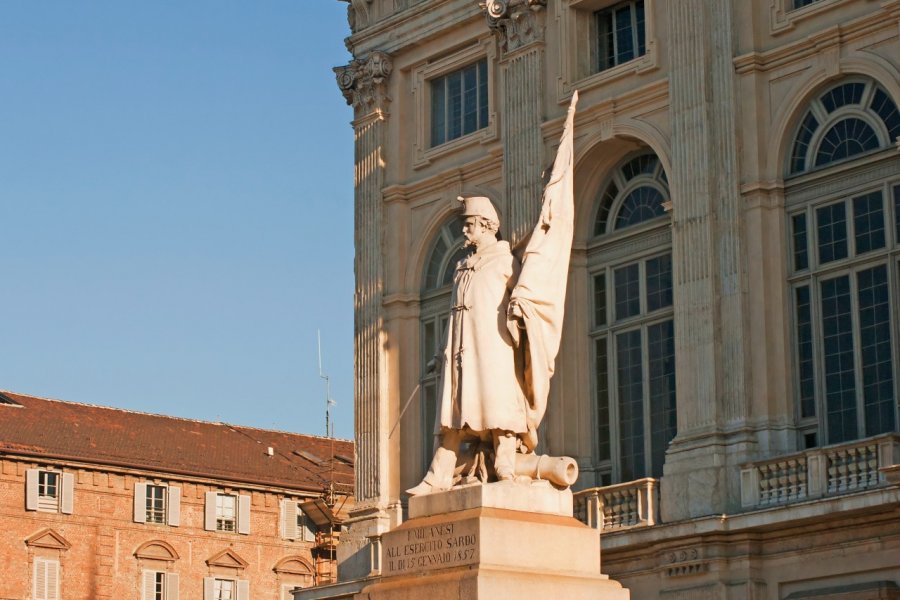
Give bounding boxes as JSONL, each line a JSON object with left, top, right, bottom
{"left": 33, "top": 558, "right": 59, "bottom": 600}
{"left": 647, "top": 320, "right": 676, "bottom": 478}
{"left": 820, "top": 275, "right": 858, "bottom": 443}
{"left": 792, "top": 0, "right": 823, "bottom": 8}
{"left": 216, "top": 494, "right": 237, "bottom": 532}
{"left": 215, "top": 579, "right": 235, "bottom": 600}
{"left": 430, "top": 59, "right": 488, "bottom": 147}
{"left": 596, "top": 0, "right": 646, "bottom": 72}
{"left": 817, "top": 202, "right": 849, "bottom": 264}
{"left": 593, "top": 273, "right": 607, "bottom": 327}
{"left": 616, "top": 329, "right": 644, "bottom": 482}
{"left": 38, "top": 471, "right": 59, "bottom": 499}
{"left": 146, "top": 485, "right": 167, "bottom": 524}
{"left": 297, "top": 511, "right": 318, "bottom": 543}
{"left": 594, "top": 337, "right": 610, "bottom": 463}
{"left": 614, "top": 263, "right": 641, "bottom": 320}
{"left": 795, "top": 285, "right": 816, "bottom": 418}
{"left": 792, "top": 213, "right": 809, "bottom": 271}
{"left": 893, "top": 185, "right": 900, "bottom": 242}
{"left": 853, "top": 191, "right": 885, "bottom": 255}
{"left": 857, "top": 265, "right": 895, "bottom": 435}
{"left": 645, "top": 254, "right": 672, "bottom": 312}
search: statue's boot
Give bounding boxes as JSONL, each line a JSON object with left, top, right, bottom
{"left": 493, "top": 430, "right": 517, "bottom": 481}
{"left": 405, "top": 441, "right": 458, "bottom": 496}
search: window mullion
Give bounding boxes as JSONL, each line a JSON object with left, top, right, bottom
{"left": 641, "top": 324, "right": 652, "bottom": 476}
{"left": 608, "top": 332, "right": 622, "bottom": 484}
{"left": 848, "top": 268, "right": 866, "bottom": 439}
{"left": 810, "top": 275, "right": 828, "bottom": 442}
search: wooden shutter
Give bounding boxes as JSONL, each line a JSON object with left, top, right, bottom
{"left": 34, "top": 558, "right": 47, "bottom": 600}
{"left": 167, "top": 487, "right": 181, "bottom": 527}
{"left": 46, "top": 560, "right": 59, "bottom": 600}
{"left": 237, "top": 494, "right": 251, "bottom": 535}
{"left": 60, "top": 473, "right": 74, "bottom": 514}
{"left": 237, "top": 579, "right": 250, "bottom": 600}
{"left": 204, "top": 492, "right": 217, "bottom": 531}
{"left": 25, "top": 469, "right": 39, "bottom": 511}
{"left": 281, "top": 499, "right": 298, "bottom": 540}
{"left": 134, "top": 483, "right": 147, "bottom": 523}
{"left": 166, "top": 572, "right": 180, "bottom": 600}
{"left": 142, "top": 570, "right": 155, "bottom": 600}
{"left": 203, "top": 577, "right": 214, "bottom": 600}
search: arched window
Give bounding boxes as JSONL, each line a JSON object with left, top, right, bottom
{"left": 588, "top": 151, "right": 675, "bottom": 485}
{"left": 786, "top": 78, "right": 900, "bottom": 448}
{"left": 788, "top": 80, "right": 900, "bottom": 175}
{"left": 419, "top": 216, "right": 469, "bottom": 465}
{"left": 594, "top": 153, "right": 668, "bottom": 236}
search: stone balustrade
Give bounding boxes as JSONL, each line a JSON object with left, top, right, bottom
{"left": 573, "top": 478, "right": 658, "bottom": 531}
{"left": 740, "top": 434, "right": 900, "bottom": 509}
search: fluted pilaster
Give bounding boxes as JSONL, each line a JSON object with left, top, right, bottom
{"left": 482, "top": 0, "right": 547, "bottom": 246}
{"left": 335, "top": 52, "right": 393, "bottom": 504}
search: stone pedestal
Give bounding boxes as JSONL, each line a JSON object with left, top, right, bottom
{"left": 354, "top": 482, "right": 629, "bottom": 600}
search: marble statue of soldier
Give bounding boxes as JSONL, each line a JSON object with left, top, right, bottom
{"left": 407, "top": 92, "right": 579, "bottom": 496}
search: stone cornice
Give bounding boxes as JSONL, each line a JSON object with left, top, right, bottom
{"left": 345, "top": 0, "right": 479, "bottom": 57}
{"left": 479, "top": 0, "right": 547, "bottom": 54}
{"left": 734, "top": 6, "right": 898, "bottom": 74}
{"left": 334, "top": 51, "right": 393, "bottom": 116}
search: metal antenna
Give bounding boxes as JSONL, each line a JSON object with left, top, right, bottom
{"left": 318, "top": 330, "right": 336, "bottom": 437}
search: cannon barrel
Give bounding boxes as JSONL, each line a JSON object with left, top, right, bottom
{"left": 514, "top": 454, "right": 578, "bottom": 487}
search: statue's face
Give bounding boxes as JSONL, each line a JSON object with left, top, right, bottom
{"left": 463, "top": 216, "right": 489, "bottom": 248}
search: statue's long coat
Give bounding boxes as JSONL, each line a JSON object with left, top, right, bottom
{"left": 438, "top": 240, "right": 528, "bottom": 434}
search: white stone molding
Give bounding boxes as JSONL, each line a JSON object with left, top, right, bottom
{"left": 480, "top": 0, "right": 547, "bottom": 54}
{"left": 768, "top": 0, "right": 886, "bottom": 35}
{"left": 555, "top": 0, "right": 660, "bottom": 100}
{"left": 335, "top": 51, "right": 393, "bottom": 117}
{"left": 411, "top": 38, "right": 499, "bottom": 169}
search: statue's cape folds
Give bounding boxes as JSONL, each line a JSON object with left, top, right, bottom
{"left": 509, "top": 91, "right": 578, "bottom": 451}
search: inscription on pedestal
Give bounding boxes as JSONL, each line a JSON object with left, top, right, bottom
{"left": 383, "top": 520, "right": 479, "bottom": 575}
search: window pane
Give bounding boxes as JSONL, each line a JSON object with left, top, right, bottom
{"left": 614, "top": 7, "right": 634, "bottom": 64}
{"left": 853, "top": 191, "right": 885, "bottom": 254}
{"left": 616, "top": 330, "right": 644, "bottom": 481}
{"left": 423, "top": 320, "right": 436, "bottom": 364}
{"left": 792, "top": 213, "right": 809, "bottom": 271}
{"left": 447, "top": 71, "right": 462, "bottom": 140}
{"left": 593, "top": 273, "right": 607, "bottom": 327}
{"left": 857, "top": 265, "right": 895, "bottom": 436}
{"left": 820, "top": 276, "right": 857, "bottom": 443}
{"left": 595, "top": 338, "right": 610, "bottom": 462}
{"left": 462, "top": 64, "right": 478, "bottom": 135}
{"left": 594, "top": 182, "right": 618, "bottom": 236}
{"left": 894, "top": 185, "right": 900, "bottom": 243}
{"left": 790, "top": 112, "right": 819, "bottom": 174}
{"left": 820, "top": 82, "right": 865, "bottom": 113}
{"left": 795, "top": 286, "right": 816, "bottom": 419}
{"left": 430, "top": 77, "right": 445, "bottom": 147}
{"left": 614, "top": 263, "right": 641, "bottom": 320}
{"left": 614, "top": 186, "right": 665, "bottom": 229}
{"left": 478, "top": 59, "right": 489, "bottom": 129}
{"left": 645, "top": 254, "right": 672, "bottom": 312}
{"left": 647, "top": 320, "right": 676, "bottom": 478}
{"left": 422, "top": 383, "right": 437, "bottom": 455}
{"left": 870, "top": 88, "right": 900, "bottom": 142}
{"left": 635, "top": 0, "right": 646, "bottom": 56}
{"left": 597, "top": 11, "right": 614, "bottom": 71}
{"left": 816, "top": 202, "right": 848, "bottom": 264}
{"left": 814, "top": 117, "right": 879, "bottom": 167}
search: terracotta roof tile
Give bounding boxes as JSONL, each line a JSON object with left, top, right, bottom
{"left": 0, "top": 390, "right": 354, "bottom": 495}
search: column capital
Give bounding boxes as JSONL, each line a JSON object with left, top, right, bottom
{"left": 479, "top": 0, "right": 547, "bottom": 54}
{"left": 334, "top": 51, "right": 393, "bottom": 116}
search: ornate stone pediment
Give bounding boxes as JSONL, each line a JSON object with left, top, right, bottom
{"left": 25, "top": 528, "right": 71, "bottom": 551}
{"left": 479, "top": 0, "right": 547, "bottom": 53}
{"left": 273, "top": 556, "right": 314, "bottom": 576}
{"left": 134, "top": 540, "right": 179, "bottom": 561}
{"left": 206, "top": 548, "right": 249, "bottom": 569}
{"left": 334, "top": 51, "right": 393, "bottom": 115}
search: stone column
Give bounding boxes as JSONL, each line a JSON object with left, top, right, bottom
{"left": 661, "top": 0, "right": 751, "bottom": 520}
{"left": 483, "top": 0, "right": 547, "bottom": 246}
{"left": 333, "top": 51, "right": 399, "bottom": 581}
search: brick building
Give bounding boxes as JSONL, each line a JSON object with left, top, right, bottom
{"left": 0, "top": 390, "right": 354, "bottom": 600}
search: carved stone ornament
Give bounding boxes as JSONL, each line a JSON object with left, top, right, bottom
{"left": 479, "top": 0, "right": 547, "bottom": 53}
{"left": 334, "top": 51, "right": 393, "bottom": 114}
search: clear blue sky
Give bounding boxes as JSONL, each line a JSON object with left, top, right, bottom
{"left": 0, "top": 2, "right": 356, "bottom": 439}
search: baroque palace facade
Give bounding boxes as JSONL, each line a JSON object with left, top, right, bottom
{"left": 0, "top": 391, "right": 354, "bottom": 600}
{"left": 326, "top": 0, "right": 900, "bottom": 598}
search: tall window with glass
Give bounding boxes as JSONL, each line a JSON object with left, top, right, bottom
{"left": 589, "top": 152, "right": 675, "bottom": 485}
{"left": 419, "top": 216, "right": 469, "bottom": 468}
{"left": 787, "top": 79, "right": 900, "bottom": 448}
